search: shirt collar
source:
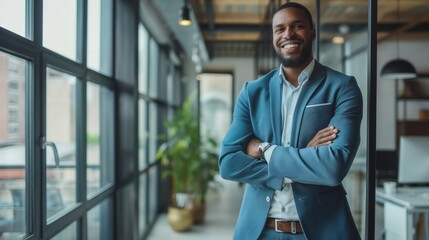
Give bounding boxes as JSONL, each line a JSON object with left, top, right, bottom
{"left": 278, "top": 58, "right": 315, "bottom": 86}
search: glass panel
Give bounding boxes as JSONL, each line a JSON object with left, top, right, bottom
{"left": 43, "top": 0, "right": 77, "bottom": 60}
{"left": 0, "top": 0, "right": 26, "bottom": 37}
{"left": 148, "top": 167, "right": 157, "bottom": 223}
{"left": 148, "top": 38, "right": 159, "bottom": 98}
{"left": 138, "top": 24, "right": 149, "bottom": 94}
{"left": 87, "top": 82, "right": 114, "bottom": 196}
{"left": 0, "top": 51, "right": 28, "bottom": 238}
{"left": 87, "top": 198, "right": 113, "bottom": 240}
{"left": 138, "top": 99, "right": 148, "bottom": 170}
{"left": 166, "top": 67, "right": 174, "bottom": 105}
{"left": 46, "top": 68, "right": 77, "bottom": 220}
{"left": 87, "top": 82, "right": 101, "bottom": 194}
{"left": 171, "top": 67, "right": 181, "bottom": 105}
{"left": 87, "top": 0, "right": 112, "bottom": 75}
{"left": 148, "top": 102, "right": 158, "bottom": 163}
{"left": 157, "top": 51, "right": 168, "bottom": 101}
{"left": 50, "top": 221, "right": 77, "bottom": 240}
{"left": 320, "top": 2, "right": 368, "bottom": 237}
{"left": 138, "top": 174, "right": 147, "bottom": 237}
{"left": 116, "top": 183, "right": 136, "bottom": 240}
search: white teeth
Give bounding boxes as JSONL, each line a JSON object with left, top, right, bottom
{"left": 282, "top": 44, "right": 299, "bottom": 49}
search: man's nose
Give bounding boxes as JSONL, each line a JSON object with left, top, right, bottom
{"left": 283, "top": 27, "right": 295, "bottom": 39}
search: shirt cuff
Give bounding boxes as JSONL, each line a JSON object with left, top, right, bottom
{"left": 264, "top": 145, "right": 276, "bottom": 164}
{"left": 263, "top": 145, "right": 293, "bottom": 186}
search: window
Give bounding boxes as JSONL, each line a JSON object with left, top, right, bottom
{"left": 148, "top": 102, "right": 158, "bottom": 163}
{"left": 87, "top": 0, "right": 113, "bottom": 75}
{"left": 137, "top": 22, "right": 180, "bottom": 237}
{"left": 43, "top": 0, "right": 77, "bottom": 60}
{"left": 138, "top": 24, "right": 149, "bottom": 95}
{"left": 86, "top": 82, "right": 114, "bottom": 197}
{"left": 138, "top": 99, "right": 148, "bottom": 170}
{"left": 138, "top": 175, "right": 147, "bottom": 237}
{"left": 46, "top": 67, "right": 77, "bottom": 220}
{"left": 8, "top": 82, "right": 19, "bottom": 91}
{"left": 1, "top": 0, "right": 154, "bottom": 239}
{"left": 138, "top": 24, "right": 149, "bottom": 170}
{"left": 50, "top": 221, "right": 77, "bottom": 239}
{"left": 0, "top": 51, "right": 28, "bottom": 238}
{"left": 148, "top": 39, "right": 159, "bottom": 98}
{"left": 0, "top": 0, "right": 27, "bottom": 38}
{"left": 87, "top": 199, "right": 113, "bottom": 240}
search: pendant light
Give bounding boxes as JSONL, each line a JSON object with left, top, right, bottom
{"left": 178, "top": 0, "right": 192, "bottom": 26}
{"left": 381, "top": 59, "right": 416, "bottom": 79}
{"left": 380, "top": 0, "right": 416, "bottom": 79}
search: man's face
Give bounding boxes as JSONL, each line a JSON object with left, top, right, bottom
{"left": 272, "top": 7, "right": 315, "bottom": 68}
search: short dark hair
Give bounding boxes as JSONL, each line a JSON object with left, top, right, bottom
{"left": 273, "top": 2, "right": 314, "bottom": 30}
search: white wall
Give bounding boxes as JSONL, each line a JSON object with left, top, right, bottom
{"left": 377, "top": 40, "right": 429, "bottom": 150}
{"left": 204, "top": 57, "right": 256, "bottom": 99}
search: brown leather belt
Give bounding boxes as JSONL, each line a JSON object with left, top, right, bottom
{"left": 265, "top": 218, "right": 303, "bottom": 234}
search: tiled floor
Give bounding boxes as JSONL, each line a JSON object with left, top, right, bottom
{"left": 147, "top": 176, "right": 243, "bottom": 240}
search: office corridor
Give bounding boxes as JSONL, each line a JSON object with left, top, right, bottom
{"left": 147, "top": 176, "right": 243, "bottom": 240}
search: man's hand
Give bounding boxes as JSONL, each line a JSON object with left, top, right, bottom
{"left": 307, "top": 126, "right": 338, "bottom": 147}
{"left": 246, "top": 138, "right": 262, "bottom": 158}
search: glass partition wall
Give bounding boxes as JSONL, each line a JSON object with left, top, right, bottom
{"left": 375, "top": 1, "right": 429, "bottom": 240}
{"left": 320, "top": 3, "right": 369, "bottom": 236}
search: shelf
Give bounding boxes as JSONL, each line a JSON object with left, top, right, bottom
{"left": 397, "top": 96, "right": 429, "bottom": 100}
{"left": 395, "top": 78, "right": 429, "bottom": 148}
{"left": 397, "top": 121, "right": 429, "bottom": 136}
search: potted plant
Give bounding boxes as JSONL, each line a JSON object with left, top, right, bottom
{"left": 157, "top": 94, "right": 218, "bottom": 229}
{"left": 190, "top": 135, "right": 218, "bottom": 224}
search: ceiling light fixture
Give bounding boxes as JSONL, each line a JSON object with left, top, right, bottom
{"left": 332, "top": 36, "right": 345, "bottom": 45}
{"left": 178, "top": 0, "right": 192, "bottom": 26}
{"left": 380, "top": 0, "right": 416, "bottom": 79}
{"left": 381, "top": 59, "right": 416, "bottom": 79}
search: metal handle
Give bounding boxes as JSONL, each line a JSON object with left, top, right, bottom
{"left": 41, "top": 136, "right": 60, "bottom": 167}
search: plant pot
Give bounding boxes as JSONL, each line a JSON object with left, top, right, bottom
{"left": 167, "top": 206, "right": 193, "bottom": 232}
{"left": 190, "top": 199, "right": 206, "bottom": 224}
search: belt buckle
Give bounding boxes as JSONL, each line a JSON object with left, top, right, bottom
{"left": 274, "top": 219, "right": 284, "bottom": 233}
{"left": 291, "top": 221, "right": 297, "bottom": 234}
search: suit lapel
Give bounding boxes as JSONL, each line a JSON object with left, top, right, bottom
{"left": 269, "top": 70, "right": 282, "bottom": 145}
{"left": 291, "top": 62, "right": 327, "bottom": 145}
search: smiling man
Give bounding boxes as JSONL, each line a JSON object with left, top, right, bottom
{"left": 219, "top": 2, "right": 363, "bottom": 240}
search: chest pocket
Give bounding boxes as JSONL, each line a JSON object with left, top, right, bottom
{"left": 298, "top": 103, "right": 334, "bottom": 146}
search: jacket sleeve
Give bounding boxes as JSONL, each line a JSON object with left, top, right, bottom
{"left": 218, "top": 83, "right": 283, "bottom": 190}
{"left": 268, "top": 77, "right": 363, "bottom": 186}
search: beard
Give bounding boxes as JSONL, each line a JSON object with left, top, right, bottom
{"left": 276, "top": 42, "right": 313, "bottom": 68}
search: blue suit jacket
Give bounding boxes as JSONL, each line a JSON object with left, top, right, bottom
{"left": 219, "top": 61, "right": 362, "bottom": 240}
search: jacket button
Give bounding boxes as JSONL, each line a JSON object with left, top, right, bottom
{"left": 266, "top": 196, "right": 271, "bottom": 203}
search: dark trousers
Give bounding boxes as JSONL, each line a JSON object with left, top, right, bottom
{"left": 258, "top": 227, "right": 306, "bottom": 240}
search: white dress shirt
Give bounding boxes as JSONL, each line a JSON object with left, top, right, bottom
{"left": 264, "top": 59, "right": 315, "bottom": 220}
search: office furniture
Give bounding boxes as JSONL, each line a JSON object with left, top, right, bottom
{"left": 376, "top": 187, "right": 429, "bottom": 240}
{"left": 395, "top": 78, "right": 429, "bottom": 148}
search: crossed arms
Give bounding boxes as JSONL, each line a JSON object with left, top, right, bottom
{"left": 246, "top": 126, "right": 339, "bottom": 159}
{"left": 219, "top": 77, "right": 362, "bottom": 189}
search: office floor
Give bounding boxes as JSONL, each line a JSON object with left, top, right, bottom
{"left": 147, "top": 176, "right": 243, "bottom": 240}
{"left": 146, "top": 176, "right": 391, "bottom": 240}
